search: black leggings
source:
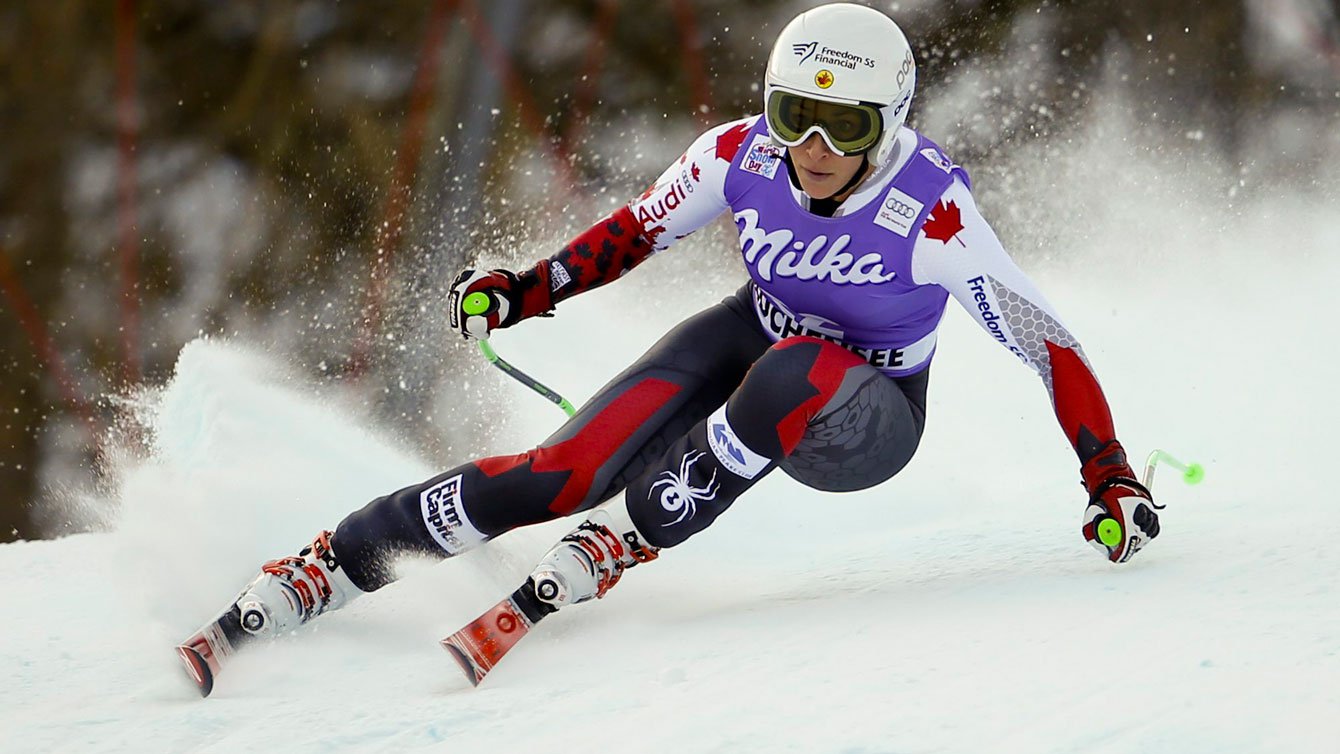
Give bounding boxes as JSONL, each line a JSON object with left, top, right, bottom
{"left": 335, "top": 285, "right": 929, "bottom": 591}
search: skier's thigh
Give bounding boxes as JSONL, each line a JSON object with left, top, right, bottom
{"left": 779, "top": 365, "right": 928, "bottom": 492}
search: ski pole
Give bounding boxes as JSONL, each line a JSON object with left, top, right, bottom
{"left": 1093, "top": 448, "right": 1203, "bottom": 550}
{"left": 461, "top": 292, "right": 577, "bottom": 417}
{"left": 1141, "top": 448, "right": 1204, "bottom": 492}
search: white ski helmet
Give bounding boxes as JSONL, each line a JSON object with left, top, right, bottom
{"left": 764, "top": 3, "right": 917, "bottom": 167}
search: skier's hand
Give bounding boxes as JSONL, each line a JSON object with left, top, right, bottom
{"left": 1083, "top": 479, "right": 1159, "bottom": 563}
{"left": 1079, "top": 440, "right": 1160, "bottom": 564}
{"left": 448, "top": 268, "right": 524, "bottom": 340}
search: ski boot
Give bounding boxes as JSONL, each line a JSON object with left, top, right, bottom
{"left": 235, "top": 529, "right": 361, "bottom": 636}
{"left": 176, "top": 530, "right": 363, "bottom": 696}
{"left": 529, "top": 507, "right": 660, "bottom": 609}
{"left": 441, "top": 505, "right": 659, "bottom": 685}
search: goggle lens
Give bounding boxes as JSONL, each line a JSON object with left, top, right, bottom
{"left": 766, "top": 91, "right": 881, "bottom": 155}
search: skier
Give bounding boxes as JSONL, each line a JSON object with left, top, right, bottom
{"left": 180, "top": 2, "right": 1160, "bottom": 688}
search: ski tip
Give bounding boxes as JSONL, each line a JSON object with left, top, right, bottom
{"left": 441, "top": 638, "right": 484, "bottom": 687}
{"left": 175, "top": 644, "right": 215, "bottom": 698}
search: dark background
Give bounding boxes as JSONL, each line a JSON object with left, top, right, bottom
{"left": 2, "top": 0, "right": 1336, "bottom": 542}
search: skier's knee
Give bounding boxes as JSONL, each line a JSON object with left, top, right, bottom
{"left": 750, "top": 336, "right": 868, "bottom": 400}
{"left": 731, "top": 336, "right": 870, "bottom": 457}
{"left": 471, "top": 445, "right": 605, "bottom": 521}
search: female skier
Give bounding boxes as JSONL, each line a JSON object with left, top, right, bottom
{"left": 179, "top": 2, "right": 1160, "bottom": 691}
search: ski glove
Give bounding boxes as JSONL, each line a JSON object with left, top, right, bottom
{"left": 1079, "top": 440, "right": 1160, "bottom": 563}
{"left": 448, "top": 268, "right": 527, "bottom": 340}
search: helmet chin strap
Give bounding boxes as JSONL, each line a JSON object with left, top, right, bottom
{"left": 783, "top": 152, "right": 871, "bottom": 214}
{"left": 830, "top": 153, "right": 871, "bottom": 197}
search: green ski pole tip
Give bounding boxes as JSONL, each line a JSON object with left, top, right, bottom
{"left": 1097, "top": 518, "right": 1123, "bottom": 547}
{"left": 462, "top": 292, "right": 491, "bottom": 316}
{"left": 1183, "top": 463, "right": 1205, "bottom": 485}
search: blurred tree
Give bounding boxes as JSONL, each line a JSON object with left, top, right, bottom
{"left": 1, "top": 2, "right": 102, "bottom": 541}
{"left": 0, "top": 0, "right": 1333, "bottom": 543}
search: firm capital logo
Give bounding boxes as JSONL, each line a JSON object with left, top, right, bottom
{"left": 815, "top": 69, "right": 835, "bottom": 89}
{"left": 420, "top": 474, "right": 481, "bottom": 554}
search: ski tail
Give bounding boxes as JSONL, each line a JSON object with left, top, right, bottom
{"left": 175, "top": 604, "right": 251, "bottom": 698}
{"left": 175, "top": 641, "right": 216, "bottom": 697}
{"left": 440, "top": 579, "right": 555, "bottom": 686}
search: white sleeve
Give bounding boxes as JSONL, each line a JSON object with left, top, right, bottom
{"left": 911, "top": 177, "right": 1090, "bottom": 392}
{"left": 628, "top": 117, "right": 756, "bottom": 250}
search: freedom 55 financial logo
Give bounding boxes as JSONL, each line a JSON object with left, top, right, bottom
{"left": 792, "top": 41, "right": 877, "bottom": 69}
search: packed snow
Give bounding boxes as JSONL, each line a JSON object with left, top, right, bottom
{"left": 3, "top": 125, "right": 1337, "bottom": 752}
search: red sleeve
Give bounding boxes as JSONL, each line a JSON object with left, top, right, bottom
{"left": 512, "top": 118, "right": 745, "bottom": 317}
{"left": 513, "top": 206, "right": 657, "bottom": 319}
{"left": 1047, "top": 340, "right": 1139, "bottom": 490}
{"left": 1047, "top": 340, "right": 1117, "bottom": 465}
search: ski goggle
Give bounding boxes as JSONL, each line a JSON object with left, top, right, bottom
{"left": 765, "top": 89, "right": 883, "bottom": 156}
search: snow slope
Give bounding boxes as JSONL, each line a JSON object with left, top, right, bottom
{"left": 3, "top": 136, "right": 1338, "bottom": 753}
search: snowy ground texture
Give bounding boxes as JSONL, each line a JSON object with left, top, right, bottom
{"left": 4, "top": 132, "right": 1339, "bottom": 753}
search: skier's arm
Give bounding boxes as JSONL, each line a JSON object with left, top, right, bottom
{"left": 912, "top": 179, "right": 1115, "bottom": 464}
{"left": 912, "top": 179, "right": 1158, "bottom": 562}
{"left": 449, "top": 119, "right": 743, "bottom": 337}
{"left": 523, "top": 118, "right": 744, "bottom": 304}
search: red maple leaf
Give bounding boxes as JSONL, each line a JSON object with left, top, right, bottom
{"left": 690, "top": 162, "right": 701, "bottom": 182}
{"left": 714, "top": 122, "right": 751, "bottom": 163}
{"left": 923, "top": 200, "right": 965, "bottom": 246}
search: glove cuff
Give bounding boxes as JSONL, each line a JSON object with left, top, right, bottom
{"left": 512, "top": 262, "right": 556, "bottom": 323}
{"left": 1080, "top": 439, "right": 1138, "bottom": 496}
{"left": 1087, "top": 475, "right": 1151, "bottom": 505}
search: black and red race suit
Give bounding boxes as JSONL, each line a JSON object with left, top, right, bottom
{"left": 334, "top": 118, "right": 1130, "bottom": 591}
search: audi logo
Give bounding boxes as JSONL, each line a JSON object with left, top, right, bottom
{"left": 884, "top": 198, "right": 916, "bottom": 218}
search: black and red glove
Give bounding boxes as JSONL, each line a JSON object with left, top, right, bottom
{"left": 447, "top": 267, "right": 552, "bottom": 340}
{"left": 1079, "top": 440, "right": 1160, "bottom": 563}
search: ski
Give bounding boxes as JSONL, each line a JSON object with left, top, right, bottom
{"left": 440, "top": 579, "right": 555, "bottom": 686}
{"left": 174, "top": 603, "right": 255, "bottom": 698}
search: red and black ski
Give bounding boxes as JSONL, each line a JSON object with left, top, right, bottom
{"left": 179, "top": 579, "right": 555, "bottom": 694}
{"left": 440, "top": 579, "right": 555, "bottom": 686}
{"left": 175, "top": 603, "right": 254, "bottom": 698}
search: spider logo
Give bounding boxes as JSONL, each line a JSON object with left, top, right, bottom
{"left": 649, "top": 450, "right": 719, "bottom": 527}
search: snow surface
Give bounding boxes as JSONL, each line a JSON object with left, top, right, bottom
{"left": 3, "top": 135, "right": 1338, "bottom": 753}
